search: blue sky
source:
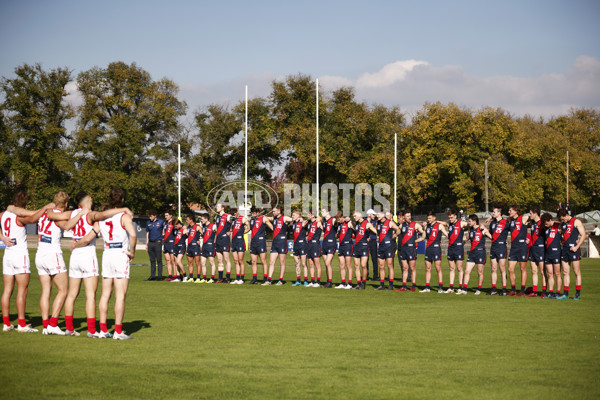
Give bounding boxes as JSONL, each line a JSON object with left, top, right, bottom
{"left": 1, "top": 0, "right": 599, "bottom": 117}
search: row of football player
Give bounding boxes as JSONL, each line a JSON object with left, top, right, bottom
{"left": 1, "top": 190, "right": 137, "bottom": 338}
{"left": 153, "top": 204, "right": 585, "bottom": 299}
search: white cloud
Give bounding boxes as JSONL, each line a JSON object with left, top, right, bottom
{"left": 355, "top": 60, "right": 429, "bottom": 88}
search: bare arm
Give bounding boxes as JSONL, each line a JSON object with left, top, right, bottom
{"left": 415, "top": 223, "right": 426, "bottom": 243}
{"left": 7, "top": 205, "right": 36, "bottom": 217}
{"left": 439, "top": 224, "right": 449, "bottom": 237}
{"left": 54, "top": 210, "right": 88, "bottom": 231}
{"left": 390, "top": 221, "right": 401, "bottom": 239}
{"left": 572, "top": 220, "right": 587, "bottom": 251}
{"left": 481, "top": 225, "right": 493, "bottom": 239}
{"left": 90, "top": 207, "right": 133, "bottom": 222}
{"left": 123, "top": 214, "right": 137, "bottom": 260}
{"left": 264, "top": 218, "right": 273, "bottom": 231}
{"left": 17, "top": 203, "right": 54, "bottom": 225}
{"left": 283, "top": 215, "right": 294, "bottom": 223}
{"left": 367, "top": 222, "right": 377, "bottom": 235}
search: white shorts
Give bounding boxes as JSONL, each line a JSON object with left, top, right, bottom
{"left": 69, "top": 250, "right": 99, "bottom": 279}
{"left": 35, "top": 252, "right": 67, "bottom": 276}
{"left": 3, "top": 251, "right": 31, "bottom": 275}
{"left": 101, "top": 251, "right": 130, "bottom": 279}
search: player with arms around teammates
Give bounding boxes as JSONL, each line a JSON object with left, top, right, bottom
{"left": 558, "top": 208, "right": 586, "bottom": 300}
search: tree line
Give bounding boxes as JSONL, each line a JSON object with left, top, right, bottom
{"left": 1, "top": 62, "right": 599, "bottom": 215}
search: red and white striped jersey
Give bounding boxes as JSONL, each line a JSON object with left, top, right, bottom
{"left": 1, "top": 211, "right": 28, "bottom": 253}
{"left": 70, "top": 208, "right": 96, "bottom": 253}
{"left": 37, "top": 209, "right": 63, "bottom": 255}
{"left": 99, "top": 212, "right": 129, "bottom": 251}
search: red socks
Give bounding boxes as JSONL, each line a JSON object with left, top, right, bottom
{"left": 87, "top": 318, "right": 96, "bottom": 334}
{"left": 65, "top": 315, "right": 74, "bottom": 331}
{"left": 115, "top": 324, "right": 123, "bottom": 334}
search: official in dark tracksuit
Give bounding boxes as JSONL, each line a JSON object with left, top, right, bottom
{"left": 145, "top": 209, "right": 165, "bottom": 280}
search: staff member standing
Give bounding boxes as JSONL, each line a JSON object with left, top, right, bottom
{"left": 145, "top": 209, "right": 165, "bottom": 281}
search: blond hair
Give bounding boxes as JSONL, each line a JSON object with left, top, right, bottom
{"left": 53, "top": 192, "right": 69, "bottom": 208}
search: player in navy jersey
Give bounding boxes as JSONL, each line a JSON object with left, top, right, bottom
{"left": 485, "top": 207, "right": 510, "bottom": 295}
{"left": 185, "top": 215, "right": 201, "bottom": 283}
{"left": 352, "top": 210, "right": 378, "bottom": 290}
{"left": 320, "top": 207, "right": 337, "bottom": 288}
{"left": 366, "top": 209, "right": 379, "bottom": 281}
{"left": 305, "top": 211, "right": 324, "bottom": 287}
{"left": 199, "top": 213, "right": 217, "bottom": 283}
{"left": 163, "top": 211, "right": 176, "bottom": 281}
{"left": 540, "top": 213, "right": 561, "bottom": 299}
{"left": 230, "top": 208, "right": 249, "bottom": 284}
{"left": 374, "top": 211, "right": 401, "bottom": 290}
{"left": 421, "top": 211, "right": 449, "bottom": 293}
{"left": 336, "top": 214, "right": 354, "bottom": 289}
{"left": 396, "top": 210, "right": 425, "bottom": 292}
{"left": 507, "top": 205, "right": 531, "bottom": 296}
{"left": 445, "top": 209, "right": 468, "bottom": 293}
{"left": 170, "top": 218, "right": 188, "bottom": 282}
{"left": 264, "top": 206, "right": 293, "bottom": 285}
{"left": 290, "top": 210, "right": 309, "bottom": 286}
{"left": 248, "top": 207, "right": 273, "bottom": 284}
{"left": 214, "top": 203, "right": 233, "bottom": 283}
{"left": 558, "top": 208, "right": 586, "bottom": 300}
{"left": 527, "top": 207, "right": 546, "bottom": 296}
{"left": 458, "top": 215, "right": 492, "bottom": 295}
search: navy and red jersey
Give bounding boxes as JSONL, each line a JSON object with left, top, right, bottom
{"left": 529, "top": 220, "right": 544, "bottom": 248}
{"left": 543, "top": 222, "right": 561, "bottom": 255}
{"left": 272, "top": 216, "right": 288, "bottom": 244}
{"left": 377, "top": 219, "right": 394, "bottom": 247}
{"left": 231, "top": 216, "right": 246, "bottom": 242}
{"left": 187, "top": 223, "right": 201, "bottom": 246}
{"left": 399, "top": 221, "right": 417, "bottom": 248}
{"left": 215, "top": 213, "right": 231, "bottom": 236}
{"left": 337, "top": 221, "right": 353, "bottom": 245}
{"left": 447, "top": 221, "right": 464, "bottom": 249}
{"left": 425, "top": 222, "right": 441, "bottom": 249}
{"left": 561, "top": 217, "right": 579, "bottom": 248}
{"left": 173, "top": 227, "right": 187, "bottom": 251}
{"left": 322, "top": 217, "right": 337, "bottom": 243}
{"left": 307, "top": 220, "right": 322, "bottom": 243}
{"left": 250, "top": 215, "right": 266, "bottom": 244}
{"left": 469, "top": 227, "right": 486, "bottom": 252}
{"left": 202, "top": 222, "right": 216, "bottom": 246}
{"left": 509, "top": 215, "right": 528, "bottom": 247}
{"left": 163, "top": 220, "right": 175, "bottom": 242}
{"left": 293, "top": 220, "right": 307, "bottom": 244}
{"left": 490, "top": 218, "right": 509, "bottom": 247}
{"left": 354, "top": 219, "right": 369, "bottom": 246}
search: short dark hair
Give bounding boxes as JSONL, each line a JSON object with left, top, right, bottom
{"left": 427, "top": 211, "right": 436, "bottom": 217}
{"left": 200, "top": 213, "right": 209, "bottom": 220}
{"left": 529, "top": 206, "right": 540, "bottom": 216}
{"left": 75, "top": 191, "right": 89, "bottom": 206}
{"left": 403, "top": 209, "right": 412, "bottom": 216}
{"left": 230, "top": 208, "right": 238, "bottom": 214}
{"left": 250, "top": 206, "right": 259, "bottom": 213}
{"left": 509, "top": 205, "right": 520, "bottom": 214}
{"left": 468, "top": 214, "right": 479, "bottom": 224}
{"left": 13, "top": 191, "right": 28, "bottom": 208}
{"left": 186, "top": 214, "right": 195, "bottom": 222}
{"left": 148, "top": 209, "right": 157, "bottom": 216}
{"left": 540, "top": 213, "right": 553, "bottom": 225}
{"left": 557, "top": 208, "right": 569, "bottom": 218}
{"left": 447, "top": 209, "right": 457, "bottom": 217}
{"left": 164, "top": 210, "right": 172, "bottom": 215}
{"left": 493, "top": 206, "right": 503, "bottom": 213}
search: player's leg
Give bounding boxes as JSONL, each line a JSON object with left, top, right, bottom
{"left": 423, "top": 260, "right": 432, "bottom": 291}
{"left": 277, "top": 252, "right": 286, "bottom": 282}
{"left": 353, "top": 257, "right": 362, "bottom": 288}
{"left": 361, "top": 256, "right": 368, "bottom": 286}
{"left": 462, "top": 262, "right": 475, "bottom": 294}
{"left": 409, "top": 260, "right": 417, "bottom": 290}
{"left": 499, "top": 258, "right": 507, "bottom": 293}
{"left": 530, "top": 261, "right": 539, "bottom": 293}
{"left": 508, "top": 260, "right": 517, "bottom": 294}
{"left": 232, "top": 251, "right": 240, "bottom": 282}
{"left": 545, "top": 263, "right": 555, "bottom": 297}
{"left": 209, "top": 256, "right": 217, "bottom": 282}
{"left": 250, "top": 253, "right": 258, "bottom": 283}
{"left": 386, "top": 257, "right": 394, "bottom": 289}
{"left": 223, "top": 251, "right": 232, "bottom": 278}
{"left": 99, "top": 278, "right": 114, "bottom": 335}
{"left": 475, "top": 263, "right": 484, "bottom": 294}
{"left": 490, "top": 258, "right": 499, "bottom": 293}
{"left": 292, "top": 254, "right": 302, "bottom": 285}
{"left": 434, "top": 260, "right": 443, "bottom": 292}
{"left": 558, "top": 261, "right": 571, "bottom": 299}
{"left": 64, "top": 277, "right": 81, "bottom": 334}
{"left": 49, "top": 272, "right": 68, "bottom": 332}
{"left": 215, "top": 251, "right": 224, "bottom": 281}
{"left": 323, "top": 253, "right": 334, "bottom": 287}
{"left": 83, "top": 276, "right": 99, "bottom": 335}
{"left": 15, "top": 273, "right": 31, "bottom": 329}
{"left": 375, "top": 257, "right": 386, "bottom": 289}
{"left": 259, "top": 252, "right": 268, "bottom": 282}
{"left": 200, "top": 257, "right": 208, "bottom": 282}
{"left": 518, "top": 261, "right": 528, "bottom": 296}
{"left": 448, "top": 259, "right": 456, "bottom": 291}
{"left": 187, "top": 256, "right": 195, "bottom": 278}
{"left": 307, "top": 258, "right": 315, "bottom": 284}
{"left": 337, "top": 255, "right": 347, "bottom": 288}
{"left": 112, "top": 278, "right": 131, "bottom": 339}
{"left": 540, "top": 261, "right": 548, "bottom": 295}
{"left": 572, "top": 260, "right": 582, "bottom": 299}
{"left": 456, "top": 259, "right": 464, "bottom": 293}
{"left": 345, "top": 256, "right": 353, "bottom": 287}
{"left": 314, "top": 257, "right": 322, "bottom": 286}
{"left": 2, "top": 275, "right": 15, "bottom": 329}
{"left": 401, "top": 259, "right": 409, "bottom": 288}
{"left": 39, "top": 274, "right": 52, "bottom": 329}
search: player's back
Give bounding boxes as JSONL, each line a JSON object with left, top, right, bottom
{"left": 99, "top": 212, "right": 129, "bottom": 251}
{"left": 70, "top": 208, "right": 97, "bottom": 253}
{"left": 1, "top": 211, "right": 28, "bottom": 253}
{"left": 37, "top": 210, "right": 63, "bottom": 255}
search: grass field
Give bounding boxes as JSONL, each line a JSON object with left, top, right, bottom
{"left": 1, "top": 248, "right": 599, "bottom": 399}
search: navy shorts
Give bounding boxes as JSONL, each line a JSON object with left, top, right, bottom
{"left": 528, "top": 245, "right": 545, "bottom": 262}
{"left": 400, "top": 246, "right": 417, "bottom": 261}
{"left": 215, "top": 237, "right": 230, "bottom": 253}
{"left": 250, "top": 240, "right": 266, "bottom": 255}
{"left": 544, "top": 253, "right": 561, "bottom": 265}
{"left": 561, "top": 247, "right": 581, "bottom": 262}
{"left": 424, "top": 246, "right": 441, "bottom": 262}
{"left": 338, "top": 244, "right": 353, "bottom": 257}
{"left": 231, "top": 239, "right": 246, "bottom": 253}
{"left": 306, "top": 242, "right": 321, "bottom": 259}
{"left": 489, "top": 245, "right": 507, "bottom": 260}
{"left": 163, "top": 243, "right": 175, "bottom": 255}
{"left": 377, "top": 246, "right": 394, "bottom": 259}
{"left": 353, "top": 244, "right": 369, "bottom": 258}
{"left": 174, "top": 245, "right": 186, "bottom": 256}
{"left": 293, "top": 246, "right": 306, "bottom": 256}
{"left": 508, "top": 245, "right": 528, "bottom": 262}
{"left": 467, "top": 250, "right": 486, "bottom": 265}
{"left": 201, "top": 244, "right": 215, "bottom": 258}
{"left": 447, "top": 247, "right": 464, "bottom": 261}
{"left": 271, "top": 240, "right": 288, "bottom": 254}
{"left": 186, "top": 245, "right": 200, "bottom": 257}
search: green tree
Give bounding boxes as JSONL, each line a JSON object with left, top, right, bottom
{"left": 72, "top": 61, "right": 187, "bottom": 213}
{"left": 0, "top": 63, "right": 74, "bottom": 207}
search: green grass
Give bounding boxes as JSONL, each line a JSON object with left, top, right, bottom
{"left": 1, "top": 248, "right": 599, "bottom": 399}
